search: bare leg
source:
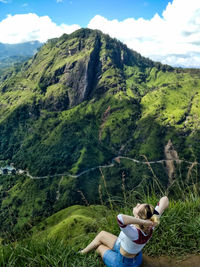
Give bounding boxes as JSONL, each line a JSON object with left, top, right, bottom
{"left": 80, "top": 230, "right": 117, "bottom": 254}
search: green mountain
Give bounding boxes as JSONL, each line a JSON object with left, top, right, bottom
{"left": 0, "top": 29, "right": 174, "bottom": 175}
{"left": 0, "top": 28, "right": 200, "bottom": 235}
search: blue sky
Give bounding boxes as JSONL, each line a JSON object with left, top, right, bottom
{"left": 0, "top": 0, "right": 171, "bottom": 26}
{"left": 0, "top": 0, "right": 200, "bottom": 68}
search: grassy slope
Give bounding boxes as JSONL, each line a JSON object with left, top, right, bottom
{"left": 0, "top": 194, "right": 200, "bottom": 266}
{"left": 32, "top": 198, "right": 200, "bottom": 256}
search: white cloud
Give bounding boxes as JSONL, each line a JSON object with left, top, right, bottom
{"left": 0, "top": 13, "right": 80, "bottom": 44}
{"left": 1, "top": 0, "right": 200, "bottom": 67}
{"left": 56, "top": 0, "right": 63, "bottom": 2}
{"left": 88, "top": 0, "right": 200, "bottom": 67}
{"left": 0, "top": 0, "right": 8, "bottom": 3}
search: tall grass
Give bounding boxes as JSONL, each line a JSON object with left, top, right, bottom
{"left": 0, "top": 239, "right": 104, "bottom": 267}
{"left": 99, "top": 167, "right": 113, "bottom": 210}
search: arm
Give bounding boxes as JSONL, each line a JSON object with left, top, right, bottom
{"left": 119, "top": 214, "right": 154, "bottom": 227}
{"left": 155, "top": 196, "right": 169, "bottom": 215}
{"left": 117, "top": 214, "right": 152, "bottom": 240}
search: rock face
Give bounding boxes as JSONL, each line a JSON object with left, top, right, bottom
{"left": 164, "top": 139, "right": 180, "bottom": 184}
{"left": 64, "top": 35, "right": 101, "bottom": 107}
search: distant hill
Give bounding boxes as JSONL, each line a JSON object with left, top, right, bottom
{"left": 0, "top": 41, "right": 42, "bottom": 70}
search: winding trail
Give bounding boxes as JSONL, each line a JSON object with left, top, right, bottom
{"left": 24, "top": 156, "right": 195, "bottom": 180}
{"left": 5, "top": 155, "right": 198, "bottom": 203}
{"left": 22, "top": 155, "right": 198, "bottom": 201}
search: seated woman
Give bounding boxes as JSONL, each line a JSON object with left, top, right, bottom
{"left": 80, "top": 196, "right": 169, "bottom": 267}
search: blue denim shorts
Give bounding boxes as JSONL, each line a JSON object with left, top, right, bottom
{"left": 103, "top": 238, "right": 142, "bottom": 267}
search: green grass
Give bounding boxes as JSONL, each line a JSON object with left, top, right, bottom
{"left": 0, "top": 239, "right": 105, "bottom": 267}
{"left": 144, "top": 196, "right": 200, "bottom": 255}
{"left": 31, "top": 205, "right": 111, "bottom": 245}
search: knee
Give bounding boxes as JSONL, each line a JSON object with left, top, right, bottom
{"left": 98, "top": 230, "right": 107, "bottom": 238}
{"left": 99, "top": 230, "right": 106, "bottom": 235}
{"left": 98, "top": 230, "right": 111, "bottom": 243}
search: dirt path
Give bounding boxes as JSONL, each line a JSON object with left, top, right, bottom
{"left": 142, "top": 255, "right": 200, "bottom": 267}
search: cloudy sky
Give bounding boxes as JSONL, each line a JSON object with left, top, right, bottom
{"left": 0, "top": 0, "right": 200, "bottom": 68}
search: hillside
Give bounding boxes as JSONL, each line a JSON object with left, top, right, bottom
{"left": 0, "top": 28, "right": 185, "bottom": 176}
{"left": 0, "top": 28, "right": 200, "bottom": 235}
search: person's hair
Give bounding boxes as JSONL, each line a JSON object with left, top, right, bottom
{"left": 137, "top": 204, "right": 160, "bottom": 235}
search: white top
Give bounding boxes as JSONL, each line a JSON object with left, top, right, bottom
{"left": 117, "top": 204, "right": 160, "bottom": 254}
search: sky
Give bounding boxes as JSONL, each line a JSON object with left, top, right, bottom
{"left": 0, "top": 0, "right": 200, "bottom": 68}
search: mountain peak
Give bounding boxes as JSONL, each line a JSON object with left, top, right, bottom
{"left": 18, "top": 28, "right": 172, "bottom": 109}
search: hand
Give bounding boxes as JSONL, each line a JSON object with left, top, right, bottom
{"left": 140, "top": 220, "right": 158, "bottom": 231}
{"left": 141, "top": 219, "right": 154, "bottom": 227}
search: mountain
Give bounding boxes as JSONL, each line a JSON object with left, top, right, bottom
{"left": 0, "top": 29, "right": 174, "bottom": 175}
{"left": 0, "top": 28, "right": 200, "bottom": 234}
{"left": 0, "top": 41, "right": 42, "bottom": 71}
